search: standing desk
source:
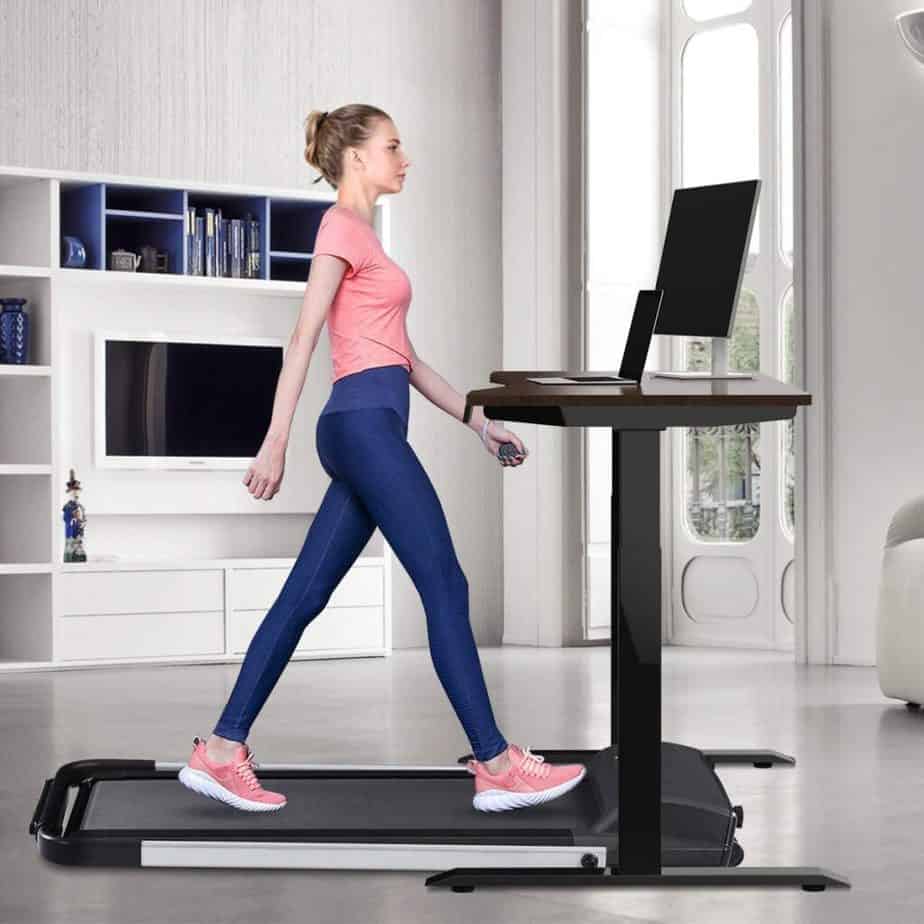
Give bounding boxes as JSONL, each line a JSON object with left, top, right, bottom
{"left": 434, "top": 370, "right": 849, "bottom": 892}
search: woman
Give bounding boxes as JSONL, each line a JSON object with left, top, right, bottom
{"left": 179, "top": 104, "right": 586, "bottom": 814}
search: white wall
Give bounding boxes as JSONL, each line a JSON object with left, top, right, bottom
{"left": 0, "top": 0, "right": 505, "bottom": 649}
{"left": 800, "top": 0, "right": 924, "bottom": 665}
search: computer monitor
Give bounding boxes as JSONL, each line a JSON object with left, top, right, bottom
{"left": 652, "top": 179, "right": 760, "bottom": 380}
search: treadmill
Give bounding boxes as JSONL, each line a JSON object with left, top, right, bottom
{"left": 31, "top": 745, "right": 746, "bottom": 876}
{"left": 30, "top": 379, "right": 851, "bottom": 893}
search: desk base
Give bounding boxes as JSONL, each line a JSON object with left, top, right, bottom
{"left": 426, "top": 865, "right": 851, "bottom": 892}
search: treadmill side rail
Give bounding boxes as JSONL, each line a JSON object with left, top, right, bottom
{"left": 140, "top": 840, "right": 607, "bottom": 872}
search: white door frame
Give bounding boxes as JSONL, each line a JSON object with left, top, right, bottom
{"left": 792, "top": 0, "right": 834, "bottom": 665}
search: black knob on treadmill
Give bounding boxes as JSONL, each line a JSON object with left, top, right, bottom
{"left": 733, "top": 804, "right": 744, "bottom": 828}
{"left": 581, "top": 853, "right": 599, "bottom": 869}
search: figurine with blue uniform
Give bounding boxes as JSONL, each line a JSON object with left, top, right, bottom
{"left": 62, "top": 468, "right": 87, "bottom": 563}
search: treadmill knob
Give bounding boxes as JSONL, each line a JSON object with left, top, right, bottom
{"left": 733, "top": 805, "right": 744, "bottom": 828}
{"left": 581, "top": 853, "right": 599, "bottom": 869}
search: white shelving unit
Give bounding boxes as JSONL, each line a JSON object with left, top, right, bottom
{"left": 0, "top": 165, "right": 394, "bottom": 673}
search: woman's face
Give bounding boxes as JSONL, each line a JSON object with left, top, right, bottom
{"left": 352, "top": 119, "right": 410, "bottom": 195}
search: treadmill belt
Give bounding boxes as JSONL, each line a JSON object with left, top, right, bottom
{"left": 81, "top": 776, "right": 593, "bottom": 832}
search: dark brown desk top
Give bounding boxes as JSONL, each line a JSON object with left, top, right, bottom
{"left": 480, "top": 370, "right": 810, "bottom": 406}
{"left": 464, "top": 371, "right": 811, "bottom": 429}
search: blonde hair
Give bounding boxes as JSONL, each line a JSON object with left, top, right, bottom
{"left": 303, "top": 104, "right": 392, "bottom": 189}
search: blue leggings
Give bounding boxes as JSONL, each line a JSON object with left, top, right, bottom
{"left": 213, "top": 365, "right": 508, "bottom": 762}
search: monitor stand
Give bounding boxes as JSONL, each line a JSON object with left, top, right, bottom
{"left": 651, "top": 337, "right": 753, "bottom": 380}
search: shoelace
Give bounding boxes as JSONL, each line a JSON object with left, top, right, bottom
{"left": 517, "top": 746, "right": 551, "bottom": 779}
{"left": 466, "top": 745, "right": 551, "bottom": 779}
{"left": 234, "top": 748, "right": 262, "bottom": 791}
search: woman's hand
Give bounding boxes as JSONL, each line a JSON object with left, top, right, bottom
{"left": 481, "top": 420, "right": 529, "bottom": 467}
{"left": 243, "top": 435, "right": 287, "bottom": 500}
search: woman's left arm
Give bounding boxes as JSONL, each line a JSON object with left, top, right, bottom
{"left": 407, "top": 346, "right": 528, "bottom": 465}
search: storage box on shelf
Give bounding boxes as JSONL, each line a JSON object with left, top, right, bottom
{"left": 0, "top": 164, "right": 391, "bottom": 673}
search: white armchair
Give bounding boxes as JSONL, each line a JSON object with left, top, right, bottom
{"left": 877, "top": 495, "right": 924, "bottom": 710}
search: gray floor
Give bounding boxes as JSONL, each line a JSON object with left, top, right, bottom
{"left": 3, "top": 645, "right": 921, "bottom": 924}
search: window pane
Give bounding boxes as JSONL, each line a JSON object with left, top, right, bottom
{"left": 682, "top": 24, "right": 760, "bottom": 257}
{"left": 683, "top": 0, "right": 752, "bottom": 22}
{"left": 780, "top": 286, "right": 796, "bottom": 535}
{"left": 588, "top": 1, "right": 659, "bottom": 29}
{"left": 780, "top": 13, "right": 793, "bottom": 266}
{"left": 684, "top": 424, "right": 761, "bottom": 540}
{"left": 685, "top": 288, "right": 760, "bottom": 374}
{"left": 683, "top": 288, "right": 760, "bottom": 541}
{"left": 587, "top": 15, "right": 661, "bottom": 285}
{"left": 587, "top": 284, "right": 640, "bottom": 370}
{"left": 780, "top": 284, "right": 795, "bottom": 387}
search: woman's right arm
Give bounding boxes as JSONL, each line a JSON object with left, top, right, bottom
{"left": 243, "top": 253, "right": 348, "bottom": 501}
{"left": 264, "top": 253, "right": 348, "bottom": 445}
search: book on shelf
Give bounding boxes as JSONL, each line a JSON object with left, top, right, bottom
{"left": 247, "top": 215, "right": 261, "bottom": 279}
{"left": 230, "top": 218, "right": 244, "bottom": 278}
{"left": 204, "top": 208, "right": 216, "bottom": 277}
{"left": 214, "top": 209, "right": 224, "bottom": 277}
{"left": 185, "top": 206, "right": 196, "bottom": 274}
{"left": 193, "top": 216, "right": 204, "bottom": 275}
{"left": 220, "top": 218, "right": 230, "bottom": 276}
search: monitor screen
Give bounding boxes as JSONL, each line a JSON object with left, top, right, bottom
{"left": 654, "top": 179, "right": 760, "bottom": 338}
{"left": 104, "top": 339, "right": 283, "bottom": 459}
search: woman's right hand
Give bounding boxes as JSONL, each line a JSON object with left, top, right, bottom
{"left": 243, "top": 435, "right": 287, "bottom": 501}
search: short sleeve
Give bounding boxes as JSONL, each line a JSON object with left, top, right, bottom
{"left": 313, "top": 210, "right": 370, "bottom": 277}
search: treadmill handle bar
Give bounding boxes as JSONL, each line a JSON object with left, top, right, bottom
{"left": 29, "top": 778, "right": 54, "bottom": 837}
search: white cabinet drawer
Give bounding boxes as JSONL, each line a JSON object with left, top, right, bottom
{"left": 57, "top": 610, "right": 224, "bottom": 661}
{"left": 59, "top": 570, "right": 223, "bottom": 616}
{"left": 229, "top": 606, "right": 384, "bottom": 655}
{"left": 232, "top": 565, "right": 383, "bottom": 611}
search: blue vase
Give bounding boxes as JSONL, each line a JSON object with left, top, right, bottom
{"left": 0, "top": 298, "right": 29, "bottom": 364}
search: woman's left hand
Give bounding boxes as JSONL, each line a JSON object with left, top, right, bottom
{"left": 481, "top": 420, "right": 529, "bottom": 466}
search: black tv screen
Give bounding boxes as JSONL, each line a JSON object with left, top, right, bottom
{"left": 105, "top": 339, "right": 283, "bottom": 458}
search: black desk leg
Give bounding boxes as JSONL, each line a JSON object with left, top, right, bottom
{"left": 612, "top": 428, "right": 662, "bottom": 874}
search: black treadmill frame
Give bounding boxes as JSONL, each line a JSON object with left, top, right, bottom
{"left": 31, "top": 760, "right": 597, "bottom": 868}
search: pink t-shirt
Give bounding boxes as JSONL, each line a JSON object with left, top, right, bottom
{"left": 312, "top": 204, "right": 414, "bottom": 384}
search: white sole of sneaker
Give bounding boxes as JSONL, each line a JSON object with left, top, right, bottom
{"left": 472, "top": 767, "right": 587, "bottom": 812}
{"left": 178, "top": 765, "right": 286, "bottom": 813}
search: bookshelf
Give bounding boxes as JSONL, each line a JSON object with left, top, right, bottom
{"left": 0, "top": 165, "right": 393, "bottom": 673}
{"left": 59, "top": 181, "right": 326, "bottom": 280}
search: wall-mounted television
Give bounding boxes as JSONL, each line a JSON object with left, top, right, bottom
{"left": 94, "top": 331, "right": 286, "bottom": 470}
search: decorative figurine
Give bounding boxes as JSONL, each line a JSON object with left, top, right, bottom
{"left": 62, "top": 468, "right": 87, "bottom": 563}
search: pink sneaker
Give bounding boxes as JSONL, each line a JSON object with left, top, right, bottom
{"left": 466, "top": 744, "right": 586, "bottom": 812}
{"left": 178, "top": 736, "right": 287, "bottom": 812}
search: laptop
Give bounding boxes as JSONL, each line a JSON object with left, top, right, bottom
{"left": 527, "top": 289, "right": 663, "bottom": 386}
